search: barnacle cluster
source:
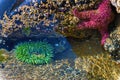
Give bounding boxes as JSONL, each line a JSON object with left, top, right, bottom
{"left": 104, "top": 14, "right": 120, "bottom": 60}
{"left": 110, "top": 0, "right": 120, "bottom": 13}
{"left": 104, "top": 26, "right": 120, "bottom": 52}
{"left": 0, "top": 1, "right": 58, "bottom": 37}
{"left": 75, "top": 54, "right": 120, "bottom": 80}
{"left": 104, "top": 26, "right": 120, "bottom": 61}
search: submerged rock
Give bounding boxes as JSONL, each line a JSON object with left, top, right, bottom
{"left": 1, "top": 55, "right": 87, "bottom": 80}
{"left": 104, "top": 14, "right": 120, "bottom": 60}
{"left": 0, "top": 0, "right": 103, "bottom": 39}
{"left": 104, "top": 26, "right": 120, "bottom": 60}
{"left": 110, "top": 0, "right": 120, "bottom": 13}
{"left": 104, "top": 27, "right": 120, "bottom": 52}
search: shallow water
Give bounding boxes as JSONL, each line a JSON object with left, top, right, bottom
{"left": 68, "top": 34, "right": 106, "bottom": 57}
{"left": 0, "top": 0, "right": 119, "bottom": 80}
{"left": 0, "top": 33, "right": 119, "bottom": 80}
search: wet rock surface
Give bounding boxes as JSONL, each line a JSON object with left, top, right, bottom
{"left": 104, "top": 14, "right": 120, "bottom": 61}
{"left": 110, "top": 0, "right": 120, "bottom": 13}
{"left": 104, "top": 26, "right": 120, "bottom": 52}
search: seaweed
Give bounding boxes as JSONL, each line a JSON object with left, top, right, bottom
{"left": 0, "top": 49, "right": 9, "bottom": 62}
{"left": 75, "top": 53, "right": 120, "bottom": 80}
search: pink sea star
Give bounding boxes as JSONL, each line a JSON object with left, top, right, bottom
{"left": 72, "top": 0, "right": 114, "bottom": 45}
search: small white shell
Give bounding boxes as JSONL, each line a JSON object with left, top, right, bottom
{"left": 110, "top": 0, "right": 120, "bottom": 13}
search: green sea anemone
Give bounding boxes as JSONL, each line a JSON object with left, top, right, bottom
{"left": 14, "top": 41, "right": 54, "bottom": 64}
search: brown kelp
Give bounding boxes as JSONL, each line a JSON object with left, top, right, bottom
{"left": 75, "top": 54, "right": 120, "bottom": 80}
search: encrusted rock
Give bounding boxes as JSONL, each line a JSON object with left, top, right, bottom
{"left": 110, "top": 0, "right": 120, "bottom": 13}
{"left": 104, "top": 14, "right": 120, "bottom": 60}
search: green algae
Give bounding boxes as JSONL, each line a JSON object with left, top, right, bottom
{"left": 0, "top": 49, "right": 9, "bottom": 62}
{"left": 22, "top": 27, "right": 31, "bottom": 36}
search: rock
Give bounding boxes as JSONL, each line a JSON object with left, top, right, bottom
{"left": 104, "top": 14, "right": 120, "bottom": 60}
{"left": 110, "top": 0, "right": 120, "bottom": 13}
{"left": 56, "top": 0, "right": 102, "bottom": 39}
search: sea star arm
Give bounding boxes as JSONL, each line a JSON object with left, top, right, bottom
{"left": 77, "top": 21, "right": 97, "bottom": 29}
{"left": 98, "top": 27, "right": 109, "bottom": 45}
{"left": 72, "top": 8, "right": 97, "bottom": 19}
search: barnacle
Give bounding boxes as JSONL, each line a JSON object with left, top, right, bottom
{"left": 110, "top": 0, "right": 120, "bottom": 13}
{"left": 0, "top": 1, "right": 58, "bottom": 37}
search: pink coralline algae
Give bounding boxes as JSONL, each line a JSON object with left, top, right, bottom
{"left": 72, "top": 0, "right": 114, "bottom": 45}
